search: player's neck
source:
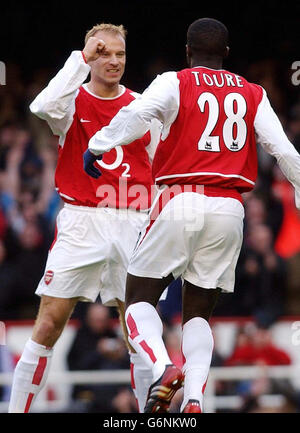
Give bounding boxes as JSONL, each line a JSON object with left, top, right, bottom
{"left": 87, "top": 80, "right": 122, "bottom": 98}
{"left": 190, "top": 57, "right": 223, "bottom": 70}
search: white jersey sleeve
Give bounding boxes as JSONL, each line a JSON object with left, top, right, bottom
{"left": 88, "top": 71, "right": 180, "bottom": 155}
{"left": 129, "top": 91, "right": 163, "bottom": 164}
{"left": 146, "top": 118, "right": 163, "bottom": 164}
{"left": 254, "top": 89, "right": 300, "bottom": 209}
{"left": 29, "top": 51, "right": 91, "bottom": 137}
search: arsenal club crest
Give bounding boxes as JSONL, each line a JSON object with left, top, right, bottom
{"left": 44, "top": 270, "right": 54, "bottom": 285}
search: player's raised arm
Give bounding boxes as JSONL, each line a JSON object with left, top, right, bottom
{"left": 87, "top": 71, "right": 180, "bottom": 156}
{"left": 29, "top": 37, "right": 105, "bottom": 137}
{"left": 254, "top": 88, "right": 300, "bottom": 208}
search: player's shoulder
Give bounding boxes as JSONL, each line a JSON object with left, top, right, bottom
{"left": 225, "top": 69, "right": 263, "bottom": 92}
{"left": 236, "top": 73, "right": 263, "bottom": 92}
{"left": 177, "top": 67, "right": 193, "bottom": 76}
{"left": 223, "top": 68, "right": 265, "bottom": 102}
{"left": 176, "top": 67, "right": 194, "bottom": 81}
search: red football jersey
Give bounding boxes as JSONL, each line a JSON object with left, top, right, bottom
{"left": 152, "top": 67, "right": 264, "bottom": 193}
{"left": 55, "top": 85, "right": 153, "bottom": 209}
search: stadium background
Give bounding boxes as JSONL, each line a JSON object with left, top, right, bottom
{"left": 0, "top": 0, "right": 300, "bottom": 413}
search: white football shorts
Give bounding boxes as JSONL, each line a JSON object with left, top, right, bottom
{"left": 128, "top": 187, "right": 244, "bottom": 293}
{"left": 36, "top": 203, "right": 148, "bottom": 306}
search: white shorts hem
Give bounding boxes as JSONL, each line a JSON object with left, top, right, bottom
{"left": 101, "top": 296, "right": 125, "bottom": 307}
{"left": 183, "top": 274, "right": 234, "bottom": 293}
{"left": 127, "top": 267, "right": 163, "bottom": 279}
{"left": 35, "top": 287, "right": 96, "bottom": 303}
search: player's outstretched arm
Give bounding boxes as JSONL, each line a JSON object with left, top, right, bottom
{"left": 254, "top": 89, "right": 300, "bottom": 209}
{"left": 88, "top": 72, "right": 180, "bottom": 156}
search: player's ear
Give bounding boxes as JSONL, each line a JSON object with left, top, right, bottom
{"left": 224, "top": 46, "right": 230, "bottom": 59}
{"left": 186, "top": 44, "right": 192, "bottom": 66}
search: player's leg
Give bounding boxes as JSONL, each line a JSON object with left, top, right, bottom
{"left": 8, "top": 205, "right": 111, "bottom": 413}
{"left": 180, "top": 199, "right": 244, "bottom": 413}
{"left": 123, "top": 191, "right": 201, "bottom": 412}
{"left": 125, "top": 273, "right": 183, "bottom": 413}
{"left": 32, "top": 295, "right": 79, "bottom": 346}
{"left": 181, "top": 282, "right": 220, "bottom": 413}
{"left": 8, "top": 295, "right": 78, "bottom": 413}
{"left": 116, "top": 299, "right": 153, "bottom": 413}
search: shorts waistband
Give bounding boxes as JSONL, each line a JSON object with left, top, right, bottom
{"left": 158, "top": 185, "right": 243, "bottom": 204}
{"left": 64, "top": 203, "right": 102, "bottom": 212}
{"left": 202, "top": 186, "right": 243, "bottom": 204}
{"left": 63, "top": 203, "right": 149, "bottom": 214}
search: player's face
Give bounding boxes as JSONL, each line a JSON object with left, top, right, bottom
{"left": 90, "top": 31, "right": 126, "bottom": 86}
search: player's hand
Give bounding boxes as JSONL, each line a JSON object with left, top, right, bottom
{"left": 82, "top": 37, "right": 106, "bottom": 63}
{"left": 83, "top": 149, "right": 103, "bottom": 178}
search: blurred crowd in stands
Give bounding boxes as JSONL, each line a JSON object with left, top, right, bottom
{"left": 0, "top": 55, "right": 300, "bottom": 412}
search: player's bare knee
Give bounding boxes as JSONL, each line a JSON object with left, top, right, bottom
{"left": 33, "top": 301, "right": 70, "bottom": 346}
{"left": 33, "top": 296, "right": 77, "bottom": 345}
{"left": 182, "top": 282, "right": 221, "bottom": 324}
{"left": 125, "top": 273, "right": 171, "bottom": 309}
{"left": 33, "top": 316, "right": 63, "bottom": 346}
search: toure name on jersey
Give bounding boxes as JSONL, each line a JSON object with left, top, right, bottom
{"left": 192, "top": 71, "right": 244, "bottom": 88}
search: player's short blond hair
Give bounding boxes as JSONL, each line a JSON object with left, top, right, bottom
{"left": 84, "top": 23, "right": 127, "bottom": 44}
